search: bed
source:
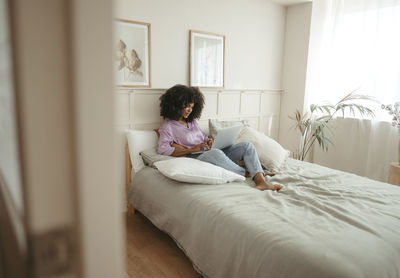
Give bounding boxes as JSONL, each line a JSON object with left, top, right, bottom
{"left": 127, "top": 143, "right": 400, "bottom": 278}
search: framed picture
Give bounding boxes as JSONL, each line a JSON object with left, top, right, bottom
{"left": 190, "top": 30, "right": 225, "bottom": 88}
{"left": 114, "top": 19, "right": 151, "bottom": 87}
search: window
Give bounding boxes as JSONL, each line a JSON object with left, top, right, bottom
{"left": 307, "top": 1, "right": 400, "bottom": 120}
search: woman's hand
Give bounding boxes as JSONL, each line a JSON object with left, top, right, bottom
{"left": 170, "top": 141, "right": 211, "bottom": 157}
{"left": 205, "top": 138, "right": 213, "bottom": 149}
{"left": 191, "top": 142, "right": 208, "bottom": 152}
{"left": 171, "top": 142, "right": 206, "bottom": 156}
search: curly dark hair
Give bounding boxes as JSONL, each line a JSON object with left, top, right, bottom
{"left": 159, "top": 84, "right": 205, "bottom": 122}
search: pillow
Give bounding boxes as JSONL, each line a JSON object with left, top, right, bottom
{"left": 140, "top": 148, "right": 174, "bottom": 168}
{"left": 236, "top": 126, "right": 289, "bottom": 173}
{"left": 154, "top": 158, "right": 245, "bottom": 184}
{"left": 126, "top": 129, "right": 158, "bottom": 173}
{"left": 209, "top": 119, "right": 249, "bottom": 138}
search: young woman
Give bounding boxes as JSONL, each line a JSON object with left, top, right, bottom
{"left": 157, "top": 84, "right": 282, "bottom": 191}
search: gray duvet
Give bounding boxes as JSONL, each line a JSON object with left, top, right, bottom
{"left": 130, "top": 158, "right": 400, "bottom": 278}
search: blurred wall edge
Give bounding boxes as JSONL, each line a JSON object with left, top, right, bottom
{"left": 3, "top": 0, "right": 125, "bottom": 277}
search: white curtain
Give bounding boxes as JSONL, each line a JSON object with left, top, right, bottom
{"left": 313, "top": 118, "right": 398, "bottom": 182}
{"left": 307, "top": 0, "right": 400, "bottom": 182}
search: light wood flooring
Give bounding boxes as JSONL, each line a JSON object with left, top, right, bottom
{"left": 125, "top": 212, "right": 203, "bottom": 278}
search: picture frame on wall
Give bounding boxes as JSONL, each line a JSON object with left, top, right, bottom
{"left": 114, "top": 19, "right": 151, "bottom": 87}
{"left": 190, "top": 30, "right": 225, "bottom": 88}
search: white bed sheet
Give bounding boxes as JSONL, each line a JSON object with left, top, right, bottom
{"left": 129, "top": 158, "right": 400, "bottom": 278}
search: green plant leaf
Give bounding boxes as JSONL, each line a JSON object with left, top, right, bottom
{"left": 289, "top": 90, "right": 375, "bottom": 160}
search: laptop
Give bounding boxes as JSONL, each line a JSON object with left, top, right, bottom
{"left": 192, "top": 125, "right": 243, "bottom": 154}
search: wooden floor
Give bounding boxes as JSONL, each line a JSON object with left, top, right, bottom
{"left": 125, "top": 212, "right": 203, "bottom": 278}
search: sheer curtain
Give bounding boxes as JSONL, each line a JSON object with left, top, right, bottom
{"left": 307, "top": 0, "right": 400, "bottom": 182}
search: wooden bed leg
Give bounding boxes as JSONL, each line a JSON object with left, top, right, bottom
{"left": 126, "top": 142, "right": 135, "bottom": 217}
{"left": 127, "top": 203, "right": 135, "bottom": 216}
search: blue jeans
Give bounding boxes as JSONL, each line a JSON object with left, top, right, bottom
{"left": 196, "top": 142, "right": 263, "bottom": 178}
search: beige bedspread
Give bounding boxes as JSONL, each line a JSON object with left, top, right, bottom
{"left": 130, "top": 158, "right": 400, "bottom": 278}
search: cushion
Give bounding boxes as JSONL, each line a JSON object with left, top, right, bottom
{"left": 126, "top": 129, "right": 158, "bottom": 173}
{"left": 209, "top": 119, "right": 249, "bottom": 138}
{"left": 236, "top": 126, "right": 289, "bottom": 173}
{"left": 154, "top": 158, "right": 246, "bottom": 184}
{"left": 140, "top": 148, "right": 174, "bottom": 168}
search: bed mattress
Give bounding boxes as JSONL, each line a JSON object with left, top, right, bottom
{"left": 129, "top": 158, "right": 400, "bottom": 278}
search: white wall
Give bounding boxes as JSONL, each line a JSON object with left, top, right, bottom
{"left": 13, "top": 0, "right": 77, "bottom": 236}
{"left": 10, "top": 0, "right": 124, "bottom": 277}
{"left": 71, "top": 0, "right": 125, "bottom": 276}
{"left": 115, "top": 0, "right": 286, "bottom": 90}
{"left": 11, "top": 0, "right": 79, "bottom": 277}
{"left": 278, "top": 3, "right": 312, "bottom": 154}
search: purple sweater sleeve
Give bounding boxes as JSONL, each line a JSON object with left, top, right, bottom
{"left": 157, "top": 124, "right": 175, "bottom": 156}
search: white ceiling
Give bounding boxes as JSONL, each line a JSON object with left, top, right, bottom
{"left": 270, "top": 0, "right": 312, "bottom": 6}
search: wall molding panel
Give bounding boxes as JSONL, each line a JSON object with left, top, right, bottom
{"left": 115, "top": 88, "right": 282, "bottom": 140}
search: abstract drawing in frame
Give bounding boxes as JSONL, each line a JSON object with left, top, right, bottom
{"left": 190, "top": 30, "right": 225, "bottom": 88}
{"left": 114, "top": 19, "right": 151, "bottom": 87}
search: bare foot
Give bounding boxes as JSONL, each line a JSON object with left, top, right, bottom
{"left": 253, "top": 172, "right": 282, "bottom": 191}
{"left": 255, "top": 182, "right": 282, "bottom": 191}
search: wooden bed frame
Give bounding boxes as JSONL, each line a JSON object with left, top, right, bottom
{"left": 125, "top": 143, "right": 135, "bottom": 216}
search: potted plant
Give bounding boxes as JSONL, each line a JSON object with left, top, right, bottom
{"left": 290, "top": 91, "right": 375, "bottom": 161}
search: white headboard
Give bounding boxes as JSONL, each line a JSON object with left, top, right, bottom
{"left": 115, "top": 88, "right": 282, "bottom": 138}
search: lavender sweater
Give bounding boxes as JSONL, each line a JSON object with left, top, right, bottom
{"left": 157, "top": 120, "right": 208, "bottom": 156}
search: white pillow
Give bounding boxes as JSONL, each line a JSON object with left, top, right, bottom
{"left": 236, "top": 126, "right": 289, "bottom": 173}
{"left": 126, "top": 129, "right": 158, "bottom": 173}
{"left": 154, "top": 158, "right": 245, "bottom": 184}
{"left": 209, "top": 119, "right": 249, "bottom": 138}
